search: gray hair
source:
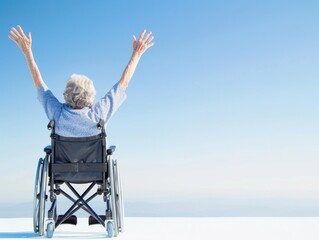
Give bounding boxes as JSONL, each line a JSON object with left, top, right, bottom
{"left": 63, "top": 74, "right": 96, "bottom": 109}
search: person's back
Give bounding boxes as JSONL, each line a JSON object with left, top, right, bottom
{"left": 38, "top": 78, "right": 126, "bottom": 137}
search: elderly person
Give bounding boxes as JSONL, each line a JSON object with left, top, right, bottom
{"left": 9, "top": 26, "right": 154, "bottom": 137}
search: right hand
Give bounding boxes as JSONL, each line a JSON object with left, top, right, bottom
{"left": 8, "top": 25, "right": 32, "bottom": 55}
{"left": 132, "top": 29, "right": 154, "bottom": 57}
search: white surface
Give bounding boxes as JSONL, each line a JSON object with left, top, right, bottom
{"left": 0, "top": 218, "right": 319, "bottom": 239}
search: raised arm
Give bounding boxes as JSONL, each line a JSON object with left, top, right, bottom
{"left": 8, "top": 25, "right": 45, "bottom": 89}
{"left": 119, "top": 29, "right": 154, "bottom": 90}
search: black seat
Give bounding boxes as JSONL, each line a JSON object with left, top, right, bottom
{"left": 51, "top": 133, "right": 107, "bottom": 183}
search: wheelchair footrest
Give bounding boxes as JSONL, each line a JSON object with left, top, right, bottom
{"left": 88, "top": 215, "right": 107, "bottom": 225}
{"left": 57, "top": 215, "right": 77, "bottom": 225}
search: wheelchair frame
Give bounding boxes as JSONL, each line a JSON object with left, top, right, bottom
{"left": 33, "top": 120, "right": 124, "bottom": 238}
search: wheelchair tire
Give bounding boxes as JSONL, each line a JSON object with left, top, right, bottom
{"left": 108, "top": 158, "right": 119, "bottom": 237}
{"left": 106, "top": 221, "right": 114, "bottom": 238}
{"left": 33, "top": 156, "right": 48, "bottom": 236}
{"left": 113, "top": 160, "right": 125, "bottom": 233}
{"left": 46, "top": 221, "right": 55, "bottom": 238}
{"left": 33, "top": 158, "right": 42, "bottom": 233}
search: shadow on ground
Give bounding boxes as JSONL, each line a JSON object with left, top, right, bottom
{"left": 0, "top": 232, "right": 38, "bottom": 238}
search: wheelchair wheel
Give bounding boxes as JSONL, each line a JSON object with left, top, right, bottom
{"left": 113, "top": 160, "right": 125, "bottom": 233}
{"left": 46, "top": 220, "right": 55, "bottom": 238}
{"left": 108, "top": 158, "right": 119, "bottom": 237}
{"left": 106, "top": 221, "right": 114, "bottom": 238}
{"left": 33, "top": 156, "right": 48, "bottom": 236}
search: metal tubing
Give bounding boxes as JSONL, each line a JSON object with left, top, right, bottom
{"left": 66, "top": 183, "right": 105, "bottom": 226}
{"left": 59, "top": 185, "right": 100, "bottom": 216}
{"left": 56, "top": 183, "right": 95, "bottom": 227}
{"left": 56, "top": 198, "right": 81, "bottom": 227}
{"left": 48, "top": 198, "right": 57, "bottom": 219}
{"left": 68, "top": 192, "right": 99, "bottom": 217}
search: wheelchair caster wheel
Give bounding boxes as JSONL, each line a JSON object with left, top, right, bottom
{"left": 46, "top": 222, "right": 55, "bottom": 238}
{"left": 106, "top": 221, "right": 114, "bottom": 238}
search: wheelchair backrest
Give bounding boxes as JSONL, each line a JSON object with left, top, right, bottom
{"left": 49, "top": 120, "right": 107, "bottom": 183}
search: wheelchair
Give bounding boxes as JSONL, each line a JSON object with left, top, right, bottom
{"left": 33, "top": 120, "right": 124, "bottom": 238}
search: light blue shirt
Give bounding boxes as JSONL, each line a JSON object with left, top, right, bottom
{"left": 37, "top": 82, "right": 127, "bottom": 137}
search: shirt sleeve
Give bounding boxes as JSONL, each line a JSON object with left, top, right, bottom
{"left": 37, "top": 84, "right": 63, "bottom": 120}
{"left": 90, "top": 82, "right": 127, "bottom": 123}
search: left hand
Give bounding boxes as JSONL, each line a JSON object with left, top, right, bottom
{"left": 132, "top": 30, "right": 154, "bottom": 57}
{"left": 8, "top": 25, "right": 32, "bottom": 55}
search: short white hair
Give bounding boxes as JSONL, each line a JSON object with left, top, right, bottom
{"left": 63, "top": 74, "right": 96, "bottom": 109}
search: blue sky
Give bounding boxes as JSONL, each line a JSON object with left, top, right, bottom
{"left": 1, "top": 0, "right": 319, "bottom": 217}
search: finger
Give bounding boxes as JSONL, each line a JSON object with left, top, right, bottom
{"left": 8, "top": 34, "right": 18, "bottom": 43}
{"left": 28, "top": 32, "right": 32, "bottom": 41}
{"left": 9, "top": 30, "right": 17, "bottom": 38}
{"left": 146, "top": 42, "right": 154, "bottom": 49}
{"left": 145, "top": 36, "right": 154, "bottom": 44}
{"left": 133, "top": 35, "right": 137, "bottom": 42}
{"left": 17, "top": 25, "right": 26, "bottom": 38}
{"left": 143, "top": 31, "right": 152, "bottom": 43}
{"left": 138, "top": 29, "right": 146, "bottom": 42}
{"left": 10, "top": 28, "right": 20, "bottom": 38}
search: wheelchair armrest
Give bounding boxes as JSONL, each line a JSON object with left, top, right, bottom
{"left": 47, "top": 120, "right": 55, "bottom": 130}
{"left": 107, "top": 145, "right": 116, "bottom": 155}
{"left": 44, "top": 145, "right": 52, "bottom": 154}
